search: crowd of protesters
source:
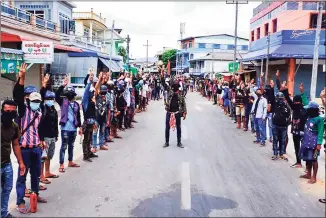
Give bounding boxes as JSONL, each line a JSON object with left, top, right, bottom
{"left": 196, "top": 71, "right": 325, "bottom": 189}
{"left": 1, "top": 63, "right": 163, "bottom": 217}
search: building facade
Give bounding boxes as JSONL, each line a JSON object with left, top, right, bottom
{"left": 175, "top": 34, "right": 249, "bottom": 75}
{"left": 241, "top": 1, "right": 326, "bottom": 98}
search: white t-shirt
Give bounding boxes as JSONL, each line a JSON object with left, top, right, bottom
{"left": 142, "top": 84, "right": 149, "bottom": 97}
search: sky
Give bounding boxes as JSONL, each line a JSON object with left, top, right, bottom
{"left": 73, "top": 1, "right": 260, "bottom": 59}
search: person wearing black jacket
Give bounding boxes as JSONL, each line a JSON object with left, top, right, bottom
{"left": 116, "top": 81, "right": 127, "bottom": 130}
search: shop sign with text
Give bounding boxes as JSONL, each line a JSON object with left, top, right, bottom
{"left": 22, "top": 41, "right": 54, "bottom": 63}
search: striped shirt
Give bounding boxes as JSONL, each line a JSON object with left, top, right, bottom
{"left": 20, "top": 106, "right": 42, "bottom": 148}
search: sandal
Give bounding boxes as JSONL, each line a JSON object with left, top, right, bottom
{"left": 16, "top": 205, "right": 30, "bottom": 214}
{"left": 39, "top": 185, "right": 47, "bottom": 191}
{"left": 45, "top": 174, "right": 59, "bottom": 179}
{"left": 59, "top": 167, "right": 65, "bottom": 173}
{"left": 300, "top": 174, "right": 311, "bottom": 179}
{"left": 68, "top": 163, "right": 80, "bottom": 168}
{"left": 271, "top": 156, "right": 278, "bottom": 160}
{"left": 37, "top": 196, "right": 48, "bottom": 203}
{"left": 308, "top": 178, "right": 317, "bottom": 184}
{"left": 319, "top": 199, "right": 326, "bottom": 204}
{"left": 40, "top": 178, "right": 51, "bottom": 184}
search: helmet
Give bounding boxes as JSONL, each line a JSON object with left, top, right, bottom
{"left": 276, "top": 92, "right": 285, "bottom": 99}
{"left": 100, "top": 85, "right": 108, "bottom": 92}
{"left": 24, "top": 85, "right": 37, "bottom": 95}
{"left": 64, "top": 85, "right": 76, "bottom": 96}
{"left": 44, "top": 91, "right": 55, "bottom": 99}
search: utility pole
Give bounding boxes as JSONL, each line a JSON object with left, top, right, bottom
{"left": 126, "top": 34, "right": 130, "bottom": 71}
{"left": 109, "top": 20, "right": 115, "bottom": 77}
{"left": 226, "top": 0, "right": 248, "bottom": 74}
{"left": 143, "top": 40, "right": 151, "bottom": 73}
{"left": 211, "top": 46, "right": 214, "bottom": 79}
{"left": 310, "top": 1, "right": 323, "bottom": 100}
{"left": 180, "top": 22, "right": 185, "bottom": 75}
{"left": 265, "top": 32, "right": 270, "bottom": 84}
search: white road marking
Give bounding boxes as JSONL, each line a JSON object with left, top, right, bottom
{"left": 181, "top": 162, "right": 191, "bottom": 210}
{"left": 182, "top": 125, "right": 188, "bottom": 140}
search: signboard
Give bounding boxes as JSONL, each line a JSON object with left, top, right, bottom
{"left": 1, "top": 52, "right": 24, "bottom": 74}
{"left": 228, "top": 62, "right": 239, "bottom": 72}
{"left": 22, "top": 41, "right": 54, "bottom": 63}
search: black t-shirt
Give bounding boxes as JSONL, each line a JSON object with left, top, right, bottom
{"left": 169, "top": 94, "right": 179, "bottom": 112}
{"left": 1, "top": 122, "right": 20, "bottom": 166}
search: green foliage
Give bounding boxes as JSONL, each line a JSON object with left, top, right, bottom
{"left": 162, "top": 49, "right": 177, "bottom": 65}
{"left": 118, "top": 46, "right": 127, "bottom": 63}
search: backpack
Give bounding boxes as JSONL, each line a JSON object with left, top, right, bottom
{"left": 272, "top": 103, "right": 291, "bottom": 127}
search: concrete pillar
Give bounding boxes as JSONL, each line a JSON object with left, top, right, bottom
{"left": 89, "top": 21, "right": 93, "bottom": 43}
{"left": 31, "top": 14, "right": 36, "bottom": 26}
{"left": 288, "top": 58, "right": 295, "bottom": 97}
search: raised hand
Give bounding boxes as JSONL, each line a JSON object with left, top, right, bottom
{"left": 19, "top": 63, "right": 28, "bottom": 79}
{"left": 260, "top": 72, "right": 264, "bottom": 78}
{"left": 299, "top": 82, "right": 304, "bottom": 93}
{"left": 43, "top": 74, "right": 50, "bottom": 86}
{"left": 320, "top": 89, "right": 325, "bottom": 98}
{"left": 62, "top": 76, "right": 69, "bottom": 87}
{"left": 276, "top": 70, "right": 280, "bottom": 78}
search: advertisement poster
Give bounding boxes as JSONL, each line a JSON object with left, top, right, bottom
{"left": 22, "top": 41, "right": 54, "bottom": 63}
{"left": 1, "top": 52, "right": 23, "bottom": 74}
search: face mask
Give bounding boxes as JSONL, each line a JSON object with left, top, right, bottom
{"left": 100, "top": 92, "right": 107, "bottom": 96}
{"left": 45, "top": 100, "right": 54, "bottom": 107}
{"left": 1, "top": 110, "right": 17, "bottom": 125}
{"left": 30, "top": 102, "right": 40, "bottom": 111}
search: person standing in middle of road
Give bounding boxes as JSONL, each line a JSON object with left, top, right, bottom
{"left": 164, "top": 82, "right": 187, "bottom": 148}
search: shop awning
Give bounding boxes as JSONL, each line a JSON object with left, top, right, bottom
{"left": 240, "top": 44, "right": 326, "bottom": 62}
{"left": 54, "top": 44, "right": 83, "bottom": 53}
{"left": 1, "top": 47, "right": 24, "bottom": 55}
{"left": 68, "top": 51, "right": 98, "bottom": 57}
{"left": 1, "top": 32, "right": 32, "bottom": 42}
{"left": 99, "top": 58, "right": 120, "bottom": 72}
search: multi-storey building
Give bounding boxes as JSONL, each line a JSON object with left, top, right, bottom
{"left": 175, "top": 34, "right": 249, "bottom": 75}
{"left": 241, "top": 1, "right": 326, "bottom": 97}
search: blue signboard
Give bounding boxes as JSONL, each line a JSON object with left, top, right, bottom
{"left": 249, "top": 30, "right": 326, "bottom": 52}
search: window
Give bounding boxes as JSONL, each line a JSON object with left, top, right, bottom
{"left": 303, "top": 2, "right": 318, "bottom": 10}
{"left": 213, "top": 44, "right": 221, "bottom": 49}
{"left": 310, "top": 14, "right": 326, "bottom": 29}
{"left": 27, "top": 10, "right": 45, "bottom": 19}
{"left": 198, "top": 43, "right": 206, "bottom": 48}
{"left": 60, "top": 12, "right": 70, "bottom": 34}
{"left": 264, "top": 23, "right": 269, "bottom": 36}
{"left": 251, "top": 30, "right": 255, "bottom": 41}
{"left": 189, "top": 42, "right": 192, "bottom": 48}
{"left": 227, "top": 45, "right": 235, "bottom": 50}
{"left": 272, "top": 19, "right": 277, "bottom": 33}
{"left": 257, "top": 27, "right": 260, "bottom": 39}
{"left": 241, "top": 45, "right": 249, "bottom": 51}
{"left": 287, "top": 2, "right": 298, "bottom": 10}
{"left": 182, "top": 43, "right": 187, "bottom": 49}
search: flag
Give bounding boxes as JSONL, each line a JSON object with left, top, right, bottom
{"left": 167, "top": 60, "right": 171, "bottom": 75}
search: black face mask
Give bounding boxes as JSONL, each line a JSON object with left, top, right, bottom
{"left": 1, "top": 110, "right": 17, "bottom": 125}
{"left": 306, "top": 108, "right": 319, "bottom": 118}
{"left": 292, "top": 103, "right": 303, "bottom": 111}
{"left": 100, "top": 92, "right": 107, "bottom": 96}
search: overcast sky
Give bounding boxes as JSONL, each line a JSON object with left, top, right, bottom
{"left": 73, "top": 1, "right": 260, "bottom": 59}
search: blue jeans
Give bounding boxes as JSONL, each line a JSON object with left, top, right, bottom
{"left": 272, "top": 126, "right": 287, "bottom": 156}
{"left": 16, "top": 147, "right": 42, "bottom": 205}
{"left": 267, "top": 113, "right": 273, "bottom": 141}
{"left": 1, "top": 163, "right": 13, "bottom": 217}
{"left": 255, "top": 118, "right": 266, "bottom": 143}
{"left": 92, "top": 120, "right": 106, "bottom": 148}
{"left": 60, "top": 130, "right": 77, "bottom": 164}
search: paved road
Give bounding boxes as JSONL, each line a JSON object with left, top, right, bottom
{"left": 10, "top": 92, "right": 325, "bottom": 217}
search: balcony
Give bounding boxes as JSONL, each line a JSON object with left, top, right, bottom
{"left": 72, "top": 11, "right": 106, "bottom": 27}
{"left": 1, "top": 2, "right": 57, "bottom": 33}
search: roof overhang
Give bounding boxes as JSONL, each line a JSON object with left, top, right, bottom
{"left": 1, "top": 32, "right": 32, "bottom": 42}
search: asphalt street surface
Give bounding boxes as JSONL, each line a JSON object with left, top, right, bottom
{"left": 10, "top": 92, "right": 326, "bottom": 217}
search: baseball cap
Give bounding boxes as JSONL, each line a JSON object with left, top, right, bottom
{"left": 24, "top": 85, "right": 37, "bottom": 95}
{"left": 304, "top": 101, "right": 319, "bottom": 109}
{"left": 29, "top": 92, "right": 42, "bottom": 101}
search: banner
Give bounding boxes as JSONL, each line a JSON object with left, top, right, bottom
{"left": 1, "top": 52, "right": 24, "bottom": 74}
{"left": 22, "top": 41, "right": 54, "bottom": 63}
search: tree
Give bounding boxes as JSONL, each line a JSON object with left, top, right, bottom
{"left": 118, "top": 46, "right": 127, "bottom": 63}
{"left": 162, "top": 49, "right": 177, "bottom": 66}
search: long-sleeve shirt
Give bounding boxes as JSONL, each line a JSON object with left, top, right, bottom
{"left": 251, "top": 91, "right": 268, "bottom": 119}
{"left": 123, "top": 89, "right": 131, "bottom": 107}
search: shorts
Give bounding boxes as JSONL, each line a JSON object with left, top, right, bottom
{"left": 236, "top": 105, "right": 245, "bottom": 116}
{"left": 44, "top": 137, "right": 56, "bottom": 160}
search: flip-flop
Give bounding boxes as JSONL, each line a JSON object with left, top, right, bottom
{"left": 39, "top": 185, "right": 47, "bottom": 191}
{"left": 45, "top": 174, "right": 59, "bottom": 179}
{"left": 25, "top": 189, "right": 32, "bottom": 198}
{"left": 319, "top": 199, "right": 326, "bottom": 204}
{"left": 68, "top": 163, "right": 80, "bottom": 168}
{"left": 40, "top": 179, "right": 51, "bottom": 184}
{"left": 59, "top": 168, "right": 65, "bottom": 173}
{"left": 37, "top": 197, "right": 48, "bottom": 203}
{"left": 16, "top": 206, "right": 30, "bottom": 214}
